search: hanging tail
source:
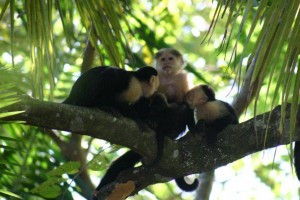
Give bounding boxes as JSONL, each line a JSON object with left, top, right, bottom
{"left": 294, "top": 141, "right": 300, "bottom": 180}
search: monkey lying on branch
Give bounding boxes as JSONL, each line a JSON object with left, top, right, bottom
{"left": 63, "top": 66, "right": 159, "bottom": 121}
{"left": 91, "top": 85, "right": 238, "bottom": 199}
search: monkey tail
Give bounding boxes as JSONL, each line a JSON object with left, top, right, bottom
{"left": 175, "top": 177, "right": 199, "bottom": 192}
{"left": 148, "top": 132, "right": 164, "bottom": 167}
{"left": 92, "top": 150, "right": 142, "bottom": 199}
{"left": 294, "top": 141, "right": 300, "bottom": 180}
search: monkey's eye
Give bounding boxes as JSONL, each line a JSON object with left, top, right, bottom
{"left": 161, "top": 58, "right": 165, "bottom": 61}
{"left": 168, "top": 57, "right": 174, "bottom": 61}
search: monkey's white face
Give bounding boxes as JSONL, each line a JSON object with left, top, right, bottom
{"left": 155, "top": 52, "right": 183, "bottom": 75}
{"left": 184, "top": 86, "right": 208, "bottom": 109}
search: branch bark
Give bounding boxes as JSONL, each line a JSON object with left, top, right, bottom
{"left": 1, "top": 96, "right": 300, "bottom": 199}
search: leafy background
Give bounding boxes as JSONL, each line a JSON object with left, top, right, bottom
{"left": 0, "top": 0, "right": 299, "bottom": 199}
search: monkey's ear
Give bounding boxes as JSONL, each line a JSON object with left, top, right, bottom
{"left": 180, "top": 57, "right": 184, "bottom": 65}
{"left": 197, "top": 96, "right": 208, "bottom": 104}
{"left": 150, "top": 75, "right": 160, "bottom": 88}
{"left": 150, "top": 75, "right": 155, "bottom": 84}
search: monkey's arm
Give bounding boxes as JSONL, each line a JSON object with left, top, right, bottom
{"left": 207, "top": 115, "right": 238, "bottom": 132}
{"left": 184, "top": 104, "right": 196, "bottom": 131}
{"left": 192, "top": 115, "right": 237, "bottom": 144}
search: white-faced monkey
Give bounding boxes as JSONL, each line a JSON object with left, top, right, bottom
{"left": 63, "top": 66, "right": 159, "bottom": 120}
{"left": 154, "top": 48, "right": 190, "bottom": 103}
{"left": 184, "top": 84, "right": 239, "bottom": 144}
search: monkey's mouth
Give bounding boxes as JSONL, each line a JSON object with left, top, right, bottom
{"left": 163, "top": 66, "right": 171, "bottom": 71}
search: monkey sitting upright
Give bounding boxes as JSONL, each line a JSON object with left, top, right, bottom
{"left": 153, "top": 48, "right": 198, "bottom": 191}
{"left": 154, "top": 48, "right": 190, "bottom": 103}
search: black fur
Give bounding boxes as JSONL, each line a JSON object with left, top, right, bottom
{"left": 135, "top": 93, "right": 198, "bottom": 191}
{"left": 195, "top": 100, "right": 238, "bottom": 144}
{"left": 134, "top": 66, "right": 158, "bottom": 81}
{"left": 201, "top": 85, "right": 215, "bottom": 101}
{"left": 91, "top": 151, "right": 139, "bottom": 200}
{"left": 186, "top": 85, "right": 238, "bottom": 144}
{"left": 135, "top": 93, "right": 195, "bottom": 165}
{"left": 64, "top": 66, "right": 158, "bottom": 200}
{"left": 63, "top": 66, "right": 157, "bottom": 119}
{"left": 294, "top": 141, "right": 300, "bottom": 181}
{"left": 91, "top": 151, "right": 141, "bottom": 200}
{"left": 92, "top": 93, "right": 197, "bottom": 197}
{"left": 177, "top": 85, "right": 239, "bottom": 192}
{"left": 91, "top": 83, "right": 238, "bottom": 196}
{"left": 175, "top": 177, "right": 199, "bottom": 192}
{"left": 95, "top": 151, "right": 141, "bottom": 191}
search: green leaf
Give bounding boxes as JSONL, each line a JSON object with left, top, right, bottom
{"left": 0, "top": 189, "right": 22, "bottom": 199}
{"left": 88, "top": 153, "right": 108, "bottom": 171}
{"left": 47, "top": 161, "right": 80, "bottom": 176}
{"left": 0, "top": 0, "right": 9, "bottom": 20}
{"left": 39, "top": 185, "right": 61, "bottom": 199}
{"left": 0, "top": 144, "right": 20, "bottom": 151}
{"left": 0, "top": 111, "right": 24, "bottom": 118}
{"left": 31, "top": 177, "right": 64, "bottom": 198}
{"left": 0, "top": 135, "right": 19, "bottom": 142}
{"left": 0, "top": 160, "right": 21, "bottom": 166}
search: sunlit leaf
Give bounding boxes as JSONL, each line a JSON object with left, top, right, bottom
{"left": 0, "top": 111, "right": 24, "bottom": 118}
{"left": 0, "top": 135, "right": 19, "bottom": 142}
{"left": 31, "top": 177, "right": 64, "bottom": 198}
{"left": 0, "top": 144, "right": 20, "bottom": 151}
{"left": 48, "top": 161, "right": 80, "bottom": 176}
{"left": 38, "top": 185, "right": 61, "bottom": 199}
{"left": 0, "top": 160, "right": 21, "bottom": 166}
{"left": 0, "top": 99, "right": 20, "bottom": 109}
{"left": 0, "top": 189, "right": 22, "bottom": 199}
{"left": 88, "top": 153, "right": 108, "bottom": 171}
{"left": 0, "top": 0, "right": 9, "bottom": 20}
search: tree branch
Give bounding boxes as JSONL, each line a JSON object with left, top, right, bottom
{"left": 1, "top": 95, "right": 156, "bottom": 158}
{"left": 1, "top": 96, "right": 300, "bottom": 199}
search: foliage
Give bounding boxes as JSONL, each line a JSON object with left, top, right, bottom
{"left": 31, "top": 161, "right": 80, "bottom": 198}
{"left": 0, "top": 0, "right": 299, "bottom": 199}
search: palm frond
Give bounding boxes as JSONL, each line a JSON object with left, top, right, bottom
{"left": 1, "top": 0, "right": 130, "bottom": 100}
{"left": 73, "top": 0, "right": 130, "bottom": 67}
{"left": 0, "top": 0, "right": 9, "bottom": 20}
{"left": 55, "top": 0, "right": 75, "bottom": 46}
{"left": 0, "top": 189, "right": 22, "bottom": 199}
{"left": 209, "top": 0, "right": 299, "bottom": 121}
{"left": 0, "top": 83, "right": 23, "bottom": 118}
{"left": 25, "top": 0, "right": 55, "bottom": 99}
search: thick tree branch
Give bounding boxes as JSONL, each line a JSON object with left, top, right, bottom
{"left": 1, "top": 96, "right": 300, "bottom": 199}
{"left": 96, "top": 104, "right": 300, "bottom": 199}
{"left": 1, "top": 95, "right": 157, "bottom": 158}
